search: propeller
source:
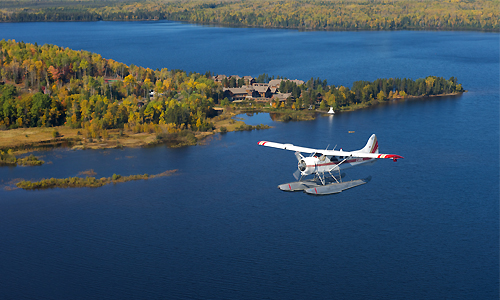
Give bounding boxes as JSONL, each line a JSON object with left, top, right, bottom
{"left": 294, "top": 151, "right": 304, "bottom": 161}
{"left": 294, "top": 151, "right": 306, "bottom": 180}
{"left": 293, "top": 169, "right": 301, "bottom": 180}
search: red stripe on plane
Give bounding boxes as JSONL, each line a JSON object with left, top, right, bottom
{"left": 306, "top": 158, "right": 373, "bottom": 167}
{"left": 372, "top": 141, "right": 378, "bottom": 153}
{"left": 385, "top": 154, "right": 404, "bottom": 159}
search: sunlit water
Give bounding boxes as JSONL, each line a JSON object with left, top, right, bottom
{"left": 0, "top": 22, "right": 498, "bottom": 299}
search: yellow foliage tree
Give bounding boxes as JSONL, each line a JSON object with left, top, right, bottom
{"left": 377, "top": 90, "right": 386, "bottom": 101}
{"left": 166, "top": 123, "right": 179, "bottom": 134}
{"left": 159, "top": 111, "right": 166, "bottom": 125}
{"left": 425, "top": 76, "right": 436, "bottom": 89}
{"left": 163, "top": 78, "right": 172, "bottom": 91}
{"left": 124, "top": 74, "right": 136, "bottom": 87}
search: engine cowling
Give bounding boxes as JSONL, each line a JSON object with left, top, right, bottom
{"left": 298, "top": 156, "right": 317, "bottom": 175}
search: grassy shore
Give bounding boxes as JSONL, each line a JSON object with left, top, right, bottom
{"left": 0, "top": 110, "right": 270, "bottom": 154}
{"left": 267, "top": 110, "right": 317, "bottom": 122}
{"left": 0, "top": 150, "right": 45, "bottom": 166}
{"left": 16, "top": 169, "right": 178, "bottom": 190}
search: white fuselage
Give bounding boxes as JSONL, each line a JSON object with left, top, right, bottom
{"left": 299, "top": 155, "right": 375, "bottom": 176}
{"left": 258, "top": 134, "right": 402, "bottom": 184}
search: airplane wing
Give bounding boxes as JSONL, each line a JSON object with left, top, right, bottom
{"left": 257, "top": 141, "right": 403, "bottom": 161}
{"left": 257, "top": 141, "right": 319, "bottom": 153}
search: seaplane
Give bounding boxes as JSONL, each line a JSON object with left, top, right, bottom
{"left": 257, "top": 134, "right": 403, "bottom": 195}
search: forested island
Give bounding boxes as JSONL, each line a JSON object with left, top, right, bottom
{"left": 0, "top": 39, "right": 464, "bottom": 152}
{"left": 0, "top": 0, "right": 497, "bottom": 31}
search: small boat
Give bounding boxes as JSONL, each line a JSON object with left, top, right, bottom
{"left": 328, "top": 107, "right": 335, "bottom": 114}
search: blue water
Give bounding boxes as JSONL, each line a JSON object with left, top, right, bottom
{"left": 1, "top": 21, "right": 497, "bottom": 89}
{"left": 0, "top": 22, "right": 498, "bottom": 299}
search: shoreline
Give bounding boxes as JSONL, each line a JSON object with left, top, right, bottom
{"left": 168, "top": 20, "right": 499, "bottom": 33}
{"left": 15, "top": 169, "right": 178, "bottom": 190}
{"left": 0, "top": 110, "right": 271, "bottom": 154}
{"left": 0, "top": 91, "right": 463, "bottom": 154}
{"left": 1, "top": 19, "right": 496, "bottom": 33}
{"left": 332, "top": 91, "right": 465, "bottom": 112}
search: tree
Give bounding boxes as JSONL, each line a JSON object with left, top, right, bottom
{"left": 48, "top": 65, "right": 61, "bottom": 82}
{"left": 220, "top": 97, "right": 230, "bottom": 107}
{"left": 123, "top": 74, "right": 136, "bottom": 95}
{"left": 319, "top": 99, "right": 327, "bottom": 110}
{"left": 79, "top": 59, "right": 89, "bottom": 77}
{"left": 425, "top": 76, "right": 436, "bottom": 95}
{"left": 377, "top": 90, "right": 386, "bottom": 101}
{"left": 295, "top": 97, "right": 303, "bottom": 109}
{"left": 143, "top": 78, "right": 152, "bottom": 98}
{"left": 29, "top": 92, "right": 52, "bottom": 126}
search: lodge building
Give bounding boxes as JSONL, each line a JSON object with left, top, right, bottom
{"left": 219, "top": 75, "right": 304, "bottom": 103}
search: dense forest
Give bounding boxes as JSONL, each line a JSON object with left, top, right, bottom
{"left": 0, "top": 40, "right": 464, "bottom": 136}
{"left": 0, "top": 0, "right": 497, "bottom": 31}
{"left": 0, "top": 39, "right": 221, "bottom": 138}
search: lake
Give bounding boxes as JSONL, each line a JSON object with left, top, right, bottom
{"left": 0, "top": 21, "right": 498, "bottom": 299}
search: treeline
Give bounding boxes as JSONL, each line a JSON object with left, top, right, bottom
{"left": 273, "top": 75, "right": 463, "bottom": 111}
{"left": 163, "top": 0, "right": 499, "bottom": 31}
{"left": 0, "top": 0, "right": 498, "bottom": 31}
{"left": 347, "top": 76, "right": 464, "bottom": 104}
{"left": 0, "top": 40, "right": 464, "bottom": 134}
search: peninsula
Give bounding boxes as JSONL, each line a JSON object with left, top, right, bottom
{"left": 0, "top": 40, "right": 464, "bottom": 153}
